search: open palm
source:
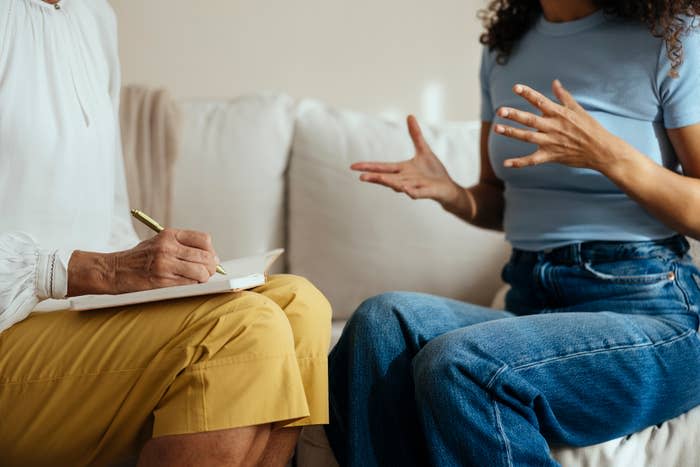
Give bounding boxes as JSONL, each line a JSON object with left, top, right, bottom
{"left": 351, "top": 115, "right": 460, "bottom": 203}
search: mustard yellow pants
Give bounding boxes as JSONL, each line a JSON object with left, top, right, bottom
{"left": 0, "top": 274, "right": 332, "bottom": 466}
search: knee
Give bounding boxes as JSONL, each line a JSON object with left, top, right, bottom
{"left": 345, "top": 292, "right": 413, "bottom": 341}
{"left": 341, "top": 291, "right": 440, "bottom": 353}
{"left": 413, "top": 330, "right": 503, "bottom": 406}
{"left": 210, "top": 293, "right": 297, "bottom": 356}
{"left": 413, "top": 333, "right": 481, "bottom": 406}
{"left": 270, "top": 275, "right": 332, "bottom": 320}
{"left": 268, "top": 274, "right": 333, "bottom": 348}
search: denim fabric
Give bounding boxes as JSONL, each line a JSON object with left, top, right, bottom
{"left": 325, "top": 236, "right": 700, "bottom": 466}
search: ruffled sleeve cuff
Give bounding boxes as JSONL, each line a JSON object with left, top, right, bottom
{"left": 35, "top": 248, "right": 70, "bottom": 300}
{"left": 0, "top": 233, "right": 70, "bottom": 332}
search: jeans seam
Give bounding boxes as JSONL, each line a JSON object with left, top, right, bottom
{"left": 486, "top": 364, "right": 509, "bottom": 390}
{"left": 493, "top": 398, "right": 514, "bottom": 467}
{"left": 582, "top": 262, "right": 673, "bottom": 283}
{"left": 673, "top": 262, "right": 693, "bottom": 314}
{"left": 511, "top": 328, "right": 695, "bottom": 371}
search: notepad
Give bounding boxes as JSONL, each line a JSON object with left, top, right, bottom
{"left": 33, "top": 249, "right": 284, "bottom": 312}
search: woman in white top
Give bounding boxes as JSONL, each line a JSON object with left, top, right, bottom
{"left": 0, "top": 1, "right": 331, "bottom": 465}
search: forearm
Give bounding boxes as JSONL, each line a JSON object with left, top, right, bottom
{"left": 67, "top": 251, "right": 116, "bottom": 297}
{"left": 602, "top": 138, "right": 700, "bottom": 239}
{"left": 443, "top": 182, "right": 504, "bottom": 232}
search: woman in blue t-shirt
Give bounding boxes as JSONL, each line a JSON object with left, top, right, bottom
{"left": 326, "top": 1, "right": 700, "bottom": 466}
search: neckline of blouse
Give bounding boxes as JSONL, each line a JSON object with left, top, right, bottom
{"left": 27, "top": 0, "right": 69, "bottom": 10}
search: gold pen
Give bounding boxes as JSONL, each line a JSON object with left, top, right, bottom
{"left": 130, "top": 209, "right": 227, "bottom": 275}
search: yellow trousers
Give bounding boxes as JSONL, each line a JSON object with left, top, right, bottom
{"left": 0, "top": 274, "right": 331, "bottom": 466}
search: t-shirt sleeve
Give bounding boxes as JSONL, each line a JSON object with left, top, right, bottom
{"left": 480, "top": 47, "right": 495, "bottom": 122}
{"left": 657, "top": 26, "right": 700, "bottom": 129}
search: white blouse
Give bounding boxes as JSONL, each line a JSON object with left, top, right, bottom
{"left": 0, "top": 0, "right": 139, "bottom": 332}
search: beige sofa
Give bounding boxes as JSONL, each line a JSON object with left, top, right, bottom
{"left": 163, "top": 93, "right": 700, "bottom": 466}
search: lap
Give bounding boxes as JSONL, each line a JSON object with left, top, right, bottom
{"left": 415, "top": 310, "right": 700, "bottom": 445}
{"left": 2, "top": 289, "right": 280, "bottom": 380}
{"left": 0, "top": 274, "right": 327, "bottom": 465}
{"left": 355, "top": 290, "right": 700, "bottom": 445}
{"left": 347, "top": 291, "right": 513, "bottom": 348}
{"left": 0, "top": 274, "right": 323, "bottom": 378}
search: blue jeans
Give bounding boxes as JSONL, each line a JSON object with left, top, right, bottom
{"left": 325, "top": 236, "right": 700, "bottom": 466}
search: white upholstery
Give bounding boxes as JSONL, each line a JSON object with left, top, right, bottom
{"left": 298, "top": 416, "right": 700, "bottom": 467}
{"left": 172, "top": 94, "right": 296, "bottom": 272}
{"left": 288, "top": 100, "right": 509, "bottom": 319}
{"left": 168, "top": 93, "right": 699, "bottom": 467}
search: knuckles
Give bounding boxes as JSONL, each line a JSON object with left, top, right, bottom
{"left": 151, "top": 257, "right": 170, "bottom": 275}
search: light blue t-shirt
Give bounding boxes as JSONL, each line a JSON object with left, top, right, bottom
{"left": 481, "top": 10, "right": 700, "bottom": 251}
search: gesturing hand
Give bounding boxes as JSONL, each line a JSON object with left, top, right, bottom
{"left": 351, "top": 115, "right": 462, "bottom": 207}
{"left": 67, "top": 229, "right": 219, "bottom": 296}
{"left": 494, "top": 80, "right": 620, "bottom": 171}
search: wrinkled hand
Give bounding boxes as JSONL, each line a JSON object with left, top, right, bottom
{"left": 351, "top": 115, "right": 462, "bottom": 207}
{"left": 494, "top": 80, "right": 619, "bottom": 170}
{"left": 67, "top": 229, "right": 218, "bottom": 296}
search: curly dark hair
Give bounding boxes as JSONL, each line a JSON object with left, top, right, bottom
{"left": 479, "top": 1, "right": 699, "bottom": 77}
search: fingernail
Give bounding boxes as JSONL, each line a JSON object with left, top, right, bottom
{"left": 514, "top": 85, "right": 524, "bottom": 94}
{"left": 500, "top": 108, "right": 510, "bottom": 117}
{"left": 495, "top": 125, "right": 505, "bottom": 134}
{"left": 504, "top": 160, "right": 513, "bottom": 168}
{"left": 554, "top": 79, "right": 562, "bottom": 87}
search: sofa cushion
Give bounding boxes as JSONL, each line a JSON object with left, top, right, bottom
{"left": 288, "top": 100, "right": 510, "bottom": 319}
{"left": 298, "top": 405, "right": 700, "bottom": 467}
{"left": 173, "top": 94, "right": 295, "bottom": 270}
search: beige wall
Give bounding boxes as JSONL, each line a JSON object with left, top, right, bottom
{"left": 111, "top": 0, "right": 487, "bottom": 123}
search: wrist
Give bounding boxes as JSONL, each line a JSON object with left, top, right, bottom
{"left": 596, "top": 135, "right": 643, "bottom": 183}
{"left": 67, "top": 251, "right": 116, "bottom": 296}
{"left": 442, "top": 184, "right": 476, "bottom": 221}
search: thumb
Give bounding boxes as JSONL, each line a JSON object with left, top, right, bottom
{"left": 407, "top": 115, "right": 431, "bottom": 154}
{"left": 552, "top": 80, "right": 583, "bottom": 111}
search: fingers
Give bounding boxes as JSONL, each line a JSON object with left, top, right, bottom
{"left": 159, "top": 276, "right": 199, "bottom": 288}
{"left": 513, "top": 84, "right": 562, "bottom": 116}
{"left": 359, "top": 173, "right": 405, "bottom": 192}
{"left": 503, "top": 150, "right": 552, "bottom": 169}
{"left": 493, "top": 123, "right": 549, "bottom": 145}
{"left": 552, "top": 79, "right": 583, "bottom": 111}
{"left": 358, "top": 173, "right": 437, "bottom": 200}
{"left": 174, "top": 229, "right": 216, "bottom": 255}
{"left": 173, "top": 259, "right": 211, "bottom": 283}
{"left": 176, "top": 245, "right": 217, "bottom": 275}
{"left": 407, "top": 115, "right": 430, "bottom": 154}
{"left": 167, "top": 229, "right": 218, "bottom": 277}
{"left": 149, "top": 254, "right": 209, "bottom": 284}
{"left": 351, "top": 162, "right": 402, "bottom": 173}
{"left": 497, "top": 107, "right": 551, "bottom": 132}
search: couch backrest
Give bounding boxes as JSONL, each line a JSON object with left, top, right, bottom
{"left": 287, "top": 100, "right": 509, "bottom": 318}
{"left": 172, "top": 94, "right": 296, "bottom": 272}
{"left": 173, "top": 94, "right": 509, "bottom": 318}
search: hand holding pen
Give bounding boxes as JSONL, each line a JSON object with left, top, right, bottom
{"left": 67, "top": 213, "right": 224, "bottom": 297}
{"left": 131, "top": 209, "right": 226, "bottom": 275}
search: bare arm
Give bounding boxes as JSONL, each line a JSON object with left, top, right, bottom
{"left": 495, "top": 80, "right": 700, "bottom": 239}
{"left": 602, "top": 124, "right": 700, "bottom": 238}
{"left": 445, "top": 122, "right": 504, "bottom": 230}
